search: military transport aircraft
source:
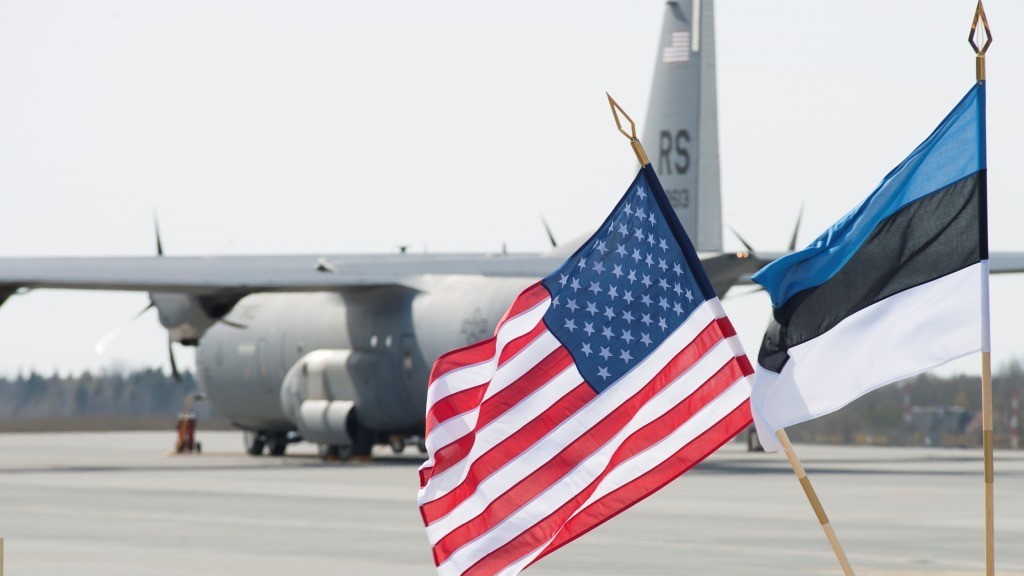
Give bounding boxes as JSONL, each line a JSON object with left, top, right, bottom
{"left": 1, "top": 1, "right": 1019, "bottom": 458}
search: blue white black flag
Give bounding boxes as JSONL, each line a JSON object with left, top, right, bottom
{"left": 750, "top": 84, "right": 989, "bottom": 452}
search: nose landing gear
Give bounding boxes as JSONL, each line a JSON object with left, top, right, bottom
{"left": 243, "top": 430, "right": 299, "bottom": 456}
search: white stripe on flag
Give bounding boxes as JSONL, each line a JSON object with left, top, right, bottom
{"left": 752, "top": 262, "right": 984, "bottom": 451}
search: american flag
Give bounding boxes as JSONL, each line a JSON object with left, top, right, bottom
{"left": 418, "top": 166, "right": 753, "bottom": 576}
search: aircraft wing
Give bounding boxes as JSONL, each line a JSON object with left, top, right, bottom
{"left": 988, "top": 252, "right": 1024, "bottom": 274}
{"left": 723, "top": 251, "right": 1024, "bottom": 290}
{"left": 4, "top": 248, "right": 1018, "bottom": 297}
{"left": 0, "top": 253, "right": 564, "bottom": 296}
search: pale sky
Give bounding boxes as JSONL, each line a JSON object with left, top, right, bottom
{"left": 0, "top": 0, "right": 1021, "bottom": 377}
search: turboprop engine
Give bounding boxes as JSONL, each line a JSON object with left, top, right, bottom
{"left": 279, "top": 348, "right": 412, "bottom": 457}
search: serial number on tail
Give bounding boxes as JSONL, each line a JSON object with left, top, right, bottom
{"left": 667, "top": 188, "right": 690, "bottom": 209}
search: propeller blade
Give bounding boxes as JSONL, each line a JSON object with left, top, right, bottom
{"left": 219, "top": 318, "right": 248, "bottom": 329}
{"left": 154, "top": 213, "right": 164, "bottom": 256}
{"left": 728, "top": 226, "right": 756, "bottom": 254}
{"left": 95, "top": 303, "right": 155, "bottom": 355}
{"left": 540, "top": 216, "right": 558, "bottom": 248}
{"left": 788, "top": 203, "right": 804, "bottom": 252}
{"left": 168, "top": 336, "right": 182, "bottom": 383}
{"left": 727, "top": 286, "right": 766, "bottom": 299}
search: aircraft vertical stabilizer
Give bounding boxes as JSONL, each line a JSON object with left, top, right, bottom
{"left": 642, "top": 0, "right": 722, "bottom": 252}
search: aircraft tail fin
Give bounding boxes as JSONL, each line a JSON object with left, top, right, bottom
{"left": 642, "top": 0, "right": 722, "bottom": 252}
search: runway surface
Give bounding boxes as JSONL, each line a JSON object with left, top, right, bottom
{"left": 0, "top": 431, "right": 1022, "bottom": 575}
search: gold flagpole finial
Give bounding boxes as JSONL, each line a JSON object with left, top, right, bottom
{"left": 606, "top": 93, "right": 650, "bottom": 166}
{"left": 969, "top": 1, "right": 993, "bottom": 82}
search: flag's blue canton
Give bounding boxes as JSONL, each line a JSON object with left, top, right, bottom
{"left": 542, "top": 172, "right": 707, "bottom": 393}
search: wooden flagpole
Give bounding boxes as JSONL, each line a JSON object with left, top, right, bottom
{"left": 777, "top": 429, "right": 855, "bottom": 576}
{"left": 969, "top": 3, "right": 994, "bottom": 574}
{"left": 982, "top": 351, "right": 995, "bottom": 576}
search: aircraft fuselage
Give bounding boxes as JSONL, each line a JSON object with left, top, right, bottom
{"left": 195, "top": 275, "right": 536, "bottom": 439}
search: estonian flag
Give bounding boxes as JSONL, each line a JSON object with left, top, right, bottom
{"left": 750, "top": 83, "right": 988, "bottom": 452}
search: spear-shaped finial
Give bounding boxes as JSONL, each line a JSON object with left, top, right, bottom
{"left": 606, "top": 93, "right": 650, "bottom": 166}
{"left": 969, "top": 1, "right": 993, "bottom": 82}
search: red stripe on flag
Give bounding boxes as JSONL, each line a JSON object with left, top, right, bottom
{"left": 430, "top": 317, "right": 726, "bottom": 565}
{"left": 420, "top": 382, "right": 594, "bottom": 526}
{"left": 431, "top": 340, "right": 498, "bottom": 386}
{"left": 427, "top": 347, "right": 576, "bottom": 480}
{"left": 494, "top": 283, "right": 550, "bottom": 331}
{"left": 496, "top": 322, "right": 548, "bottom": 367}
{"left": 426, "top": 384, "right": 487, "bottom": 436}
{"left": 716, "top": 316, "right": 737, "bottom": 338}
{"left": 534, "top": 400, "right": 752, "bottom": 564}
{"left": 468, "top": 384, "right": 751, "bottom": 576}
{"left": 735, "top": 353, "right": 754, "bottom": 377}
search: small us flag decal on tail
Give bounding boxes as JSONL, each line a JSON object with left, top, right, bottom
{"left": 662, "top": 30, "right": 691, "bottom": 63}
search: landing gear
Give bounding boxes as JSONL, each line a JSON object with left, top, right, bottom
{"left": 243, "top": 430, "right": 266, "bottom": 455}
{"left": 243, "top": 430, "right": 300, "bottom": 456}
{"left": 318, "top": 444, "right": 342, "bottom": 460}
{"left": 317, "top": 414, "right": 376, "bottom": 461}
{"left": 746, "top": 427, "right": 763, "bottom": 452}
{"left": 348, "top": 412, "right": 375, "bottom": 459}
{"left": 388, "top": 435, "right": 406, "bottom": 454}
{"left": 266, "top": 433, "right": 289, "bottom": 457}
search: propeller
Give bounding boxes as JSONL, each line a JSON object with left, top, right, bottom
{"left": 168, "top": 337, "right": 181, "bottom": 382}
{"left": 726, "top": 206, "right": 805, "bottom": 299}
{"left": 95, "top": 215, "right": 183, "bottom": 382}
{"left": 540, "top": 216, "right": 558, "bottom": 248}
{"left": 156, "top": 215, "right": 182, "bottom": 382}
{"left": 154, "top": 213, "right": 164, "bottom": 256}
{"left": 728, "top": 226, "right": 755, "bottom": 254}
{"left": 727, "top": 286, "right": 769, "bottom": 299}
{"left": 94, "top": 302, "right": 155, "bottom": 355}
{"left": 788, "top": 203, "right": 804, "bottom": 252}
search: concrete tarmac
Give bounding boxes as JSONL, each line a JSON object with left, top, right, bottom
{"left": 0, "top": 431, "right": 1022, "bottom": 575}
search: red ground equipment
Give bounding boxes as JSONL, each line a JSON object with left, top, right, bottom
{"left": 175, "top": 393, "right": 206, "bottom": 454}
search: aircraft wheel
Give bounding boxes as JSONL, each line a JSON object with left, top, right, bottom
{"left": 267, "top": 434, "right": 288, "bottom": 457}
{"left": 243, "top": 430, "right": 266, "bottom": 456}
{"left": 746, "top": 428, "right": 763, "bottom": 452}
{"left": 347, "top": 415, "right": 375, "bottom": 459}
{"left": 319, "top": 444, "right": 342, "bottom": 461}
{"left": 389, "top": 435, "right": 406, "bottom": 454}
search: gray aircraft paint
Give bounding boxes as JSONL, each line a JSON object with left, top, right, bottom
{"left": 0, "top": 0, "right": 780, "bottom": 452}
{"left": 642, "top": 0, "right": 722, "bottom": 253}
{"left": 6, "top": 1, "right": 1020, "bottom": 453}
